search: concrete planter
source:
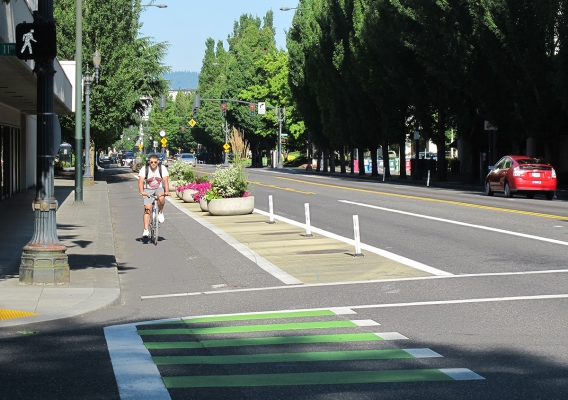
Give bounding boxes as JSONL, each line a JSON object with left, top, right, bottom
{"left": 208, "top": 196, "right": 254, "bottom": 216}
{"left": 182, "top": 189, "right": 198, "bottom": 203}
{"left": 169, "top": 180, "right": 178, "bottom": 192}
{"left": 199, "top": 197, "right": 208, "bottom": 212}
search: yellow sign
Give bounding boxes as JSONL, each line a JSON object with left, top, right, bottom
{"left": 223, "top": 143, "right": 230, "bottom": 151}
{"left": 161, "top": 138, "right": 168, "bottom": 146}
{"left": 189, "top": 119, "right": 196, "bottom": 127}
{"left": 138, "top": 144, "right": 143, "bottom": 150}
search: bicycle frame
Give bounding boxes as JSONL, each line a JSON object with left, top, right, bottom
{"left": 147, "top": 194, "right": 163, "bottom": 245}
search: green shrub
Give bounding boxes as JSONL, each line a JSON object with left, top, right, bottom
{"left": 209, "top": 165, "right": 248, "bottom": 198}
{"left": 183, "top": 169, "right": 196, "bottom": 182}
{"left": 168, "top": 159, "right": 193, "bottom": 181}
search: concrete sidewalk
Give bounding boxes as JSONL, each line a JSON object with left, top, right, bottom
{"left": 0, "top": 178, "right": 120, "bottom": 328}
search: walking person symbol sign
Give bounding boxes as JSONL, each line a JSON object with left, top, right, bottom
{"left": 21, "top": 30, "right": 37, "bottom": 55}
{"left": 16, "top": 22, "right": 57, "bottom": 61}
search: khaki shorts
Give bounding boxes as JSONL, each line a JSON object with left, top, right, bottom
{"left": 143, "top": 187, "right": 165, "bottom": 205}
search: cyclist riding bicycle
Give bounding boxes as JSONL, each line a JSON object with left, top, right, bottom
{"left": 138, "top": 154, "right": 170, "bottom": 238}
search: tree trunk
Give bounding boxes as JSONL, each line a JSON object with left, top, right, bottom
{"left": 358, "top": 148, "right": 366, "bottom": 176}
{"left": 340, "top": 147, "right": 346, "bottom": 174}
{"left": 329, "top": 149, "right": 336, "bottom": 173}
{"left": 399, "top": 137, "right": 407, "bottom": 179}
{"left": 436, "top": 107, "right": 447, "bottom": 182}
{"left": 382, "top": 138, "right": 391, "bottom": 178}
{"left": 371, "top": 146, "right": 379, "bottom": 176}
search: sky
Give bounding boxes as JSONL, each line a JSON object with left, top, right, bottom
{"left": 139, "top": 1, "right": 298, "bottom": 73}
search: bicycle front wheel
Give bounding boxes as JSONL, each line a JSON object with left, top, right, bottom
{"left": 152, "top": 210, "right": 159, "bottom": 245}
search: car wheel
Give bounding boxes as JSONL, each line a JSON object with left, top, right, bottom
{"left": 545, "top": 191, "right": 554, "bottom": 200}
{"left": 485, "top": 181, "right": 493, "bottom": 196}
{"left": 526, "top": 193, "right": 535, "bottom": 199}
{"left": 504, "top": 182, "right": 512, "bottom": 198}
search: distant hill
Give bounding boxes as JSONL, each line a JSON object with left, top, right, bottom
{"left": 163, "top": 71, "right": 199, "bottom": 90}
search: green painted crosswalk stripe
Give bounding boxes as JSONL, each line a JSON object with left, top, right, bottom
{"left": 153, "top": 349, "right": 416, "bottom": 365}
{"left": 163, "top": 369, "right": 455, "bottom": 388}
{"left": 152, "top": 310, "right": 336, "bottom": 325}
{"left": 144, "top": 332, "right": 384, "bottom": 349}
{"left": 138, "top": 320, "right": 357, "bottom": 336}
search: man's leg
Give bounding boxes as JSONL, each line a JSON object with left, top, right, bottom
{"left": 157, "top": 189, "right": 166, "bottom": 213}
{"left": 144, "top": 205, "right": 152, "bottom": 229}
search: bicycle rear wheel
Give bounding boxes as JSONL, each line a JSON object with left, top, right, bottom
{"left": 152, "top": 209, "right": 159, "bottom": 245}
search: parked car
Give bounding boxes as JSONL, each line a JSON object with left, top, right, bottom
{"left": 485, "top": 155, "right": 556, "bottom": 200}
{"left": 121, "top": 151, "right": 135, "bottom": 166}
{"left": 179, "top": 153, "right": 196, "bottom": 166}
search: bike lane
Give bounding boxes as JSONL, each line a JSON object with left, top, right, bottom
{"left": 105, "top": 307, "right": 483, "bottom": 399}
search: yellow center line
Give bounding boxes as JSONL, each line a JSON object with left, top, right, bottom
{"left": 249, "top": 181, "right": 315, "bottom": 195}
{"left": 275, "top": 177, "right": 568, "bottom": 221}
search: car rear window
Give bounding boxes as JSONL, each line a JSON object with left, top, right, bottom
{"left": 517, "top": 158, "right": 548, "bottom": 165}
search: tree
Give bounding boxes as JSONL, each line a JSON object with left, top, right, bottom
{"left": 54, "top": 0, "right": 169, "bottom": 151}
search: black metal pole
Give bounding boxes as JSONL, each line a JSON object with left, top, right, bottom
{"left": 20, "top": 0, "right": 70, "bottom": 284}
{"left": 74, "top": 0, "right": 83, "bottom": 202}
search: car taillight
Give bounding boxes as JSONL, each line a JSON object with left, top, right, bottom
{"left": 513, "top": 167, "right": 521, "bottom": 177}
{"left": 552, "top": 168, "right": 556, "bottom": 178}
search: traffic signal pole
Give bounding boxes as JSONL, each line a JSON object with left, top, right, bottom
{"left": 195, "top": 97, "right": 286, "bottom": 168}
{"left": 19, "top": 0, "right": 70, "bottom": 284}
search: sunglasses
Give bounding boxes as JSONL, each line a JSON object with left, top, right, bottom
{"left": 149, "top": 161, "right": 159, "bottom": 164}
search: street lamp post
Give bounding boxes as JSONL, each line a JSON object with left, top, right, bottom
{"left": 276, "top": 107, "right": 286, "bottom": 168}
{"left": 20, "top": 0, "right": 70, "bottom": 284}
{"left": 212, "top": 62, "right": 230, "bottom": 166}
{"left": 83, "top": 50, "right": 101, "bottom": 186}
{"left": 280, "top": 7, "right": 308, "bottom": 11}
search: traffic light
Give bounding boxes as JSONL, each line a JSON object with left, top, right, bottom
{"left": 192, "top": 93, "right": 200, "bottom": 118}
{"left": 249, "top": 103, "right": 255, "bottom": 116}
{"left": 221, "top": 101, "right": 227, "bottom": 117}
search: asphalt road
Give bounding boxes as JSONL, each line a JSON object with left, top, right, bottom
{"left": 1, "top": 164, "right": 567, "bottom": 399}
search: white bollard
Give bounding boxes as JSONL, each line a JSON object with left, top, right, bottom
{"left": 352, "top": 215, "right": 363, "bottom": 257}
{"left": 304, "top": 203, "right": 313, "bottom": 237}
{"left": 268, "top": 195, "right": 275, "bottom": 224}
{"left": 427, "top": 170, "right": 431, "bottom": 187}
{"left": 383, "top": 171, "right": 386, "bottom": 182}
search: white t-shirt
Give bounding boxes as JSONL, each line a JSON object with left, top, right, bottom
{"left": 138, "top": 165, "right": 169, "bottom": 189}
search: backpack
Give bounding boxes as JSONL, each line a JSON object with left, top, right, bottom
{"left": 145, "top": 162, "right": 163, "bottom": 181}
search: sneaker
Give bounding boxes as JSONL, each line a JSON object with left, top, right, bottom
{"left": 158, "top": 212, "right": 165, "bottom": 223}
{"left": 142, "top": 229, "right": 149, "bottom": 237}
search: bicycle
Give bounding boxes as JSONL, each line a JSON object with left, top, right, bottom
{"left": 146, "top": 193, "right": 165, "bottom": 245}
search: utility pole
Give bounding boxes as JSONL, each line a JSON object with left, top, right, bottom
{"left": 277, "top": 107, "right": 286, "bottom": 168}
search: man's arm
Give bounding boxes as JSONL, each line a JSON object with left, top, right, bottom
{"left": 162, "top": 175, "right": 170, "bottom": 196}
{"left": 138, "top": 176, "right": 147, "bottom": 196}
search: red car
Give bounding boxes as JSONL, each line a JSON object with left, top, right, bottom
{"left": 485, "top": 155, "right": 556, "bottom": 200}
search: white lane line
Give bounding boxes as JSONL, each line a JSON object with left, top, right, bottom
{"left": 140, "top": 268, "right": 568, "bottom": 299}
{"left": 348, "top": 293, "right": 568, "bottom": 309}
{"left": 168, "top": 198, "right": 302, "bottom": 285}
{"left": 340, "top": 200, "right": 568, "bottom": 246}
{"left": 403, "top": 348, "right": 443, "bottom": 358}
{"left": 104, "top": 324, "right": 171, "bottom": 400}
{"left": 253, "top": 209, "right": 451, "bottom": 276}
{"left": 440, "top": 368, "right": 485, "bottom": 380}
{"left": 352, "top": 319, "right": 380, "bottom": 326}
{"left": 375, "top": 332, "right": 408, "bottom": 340}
